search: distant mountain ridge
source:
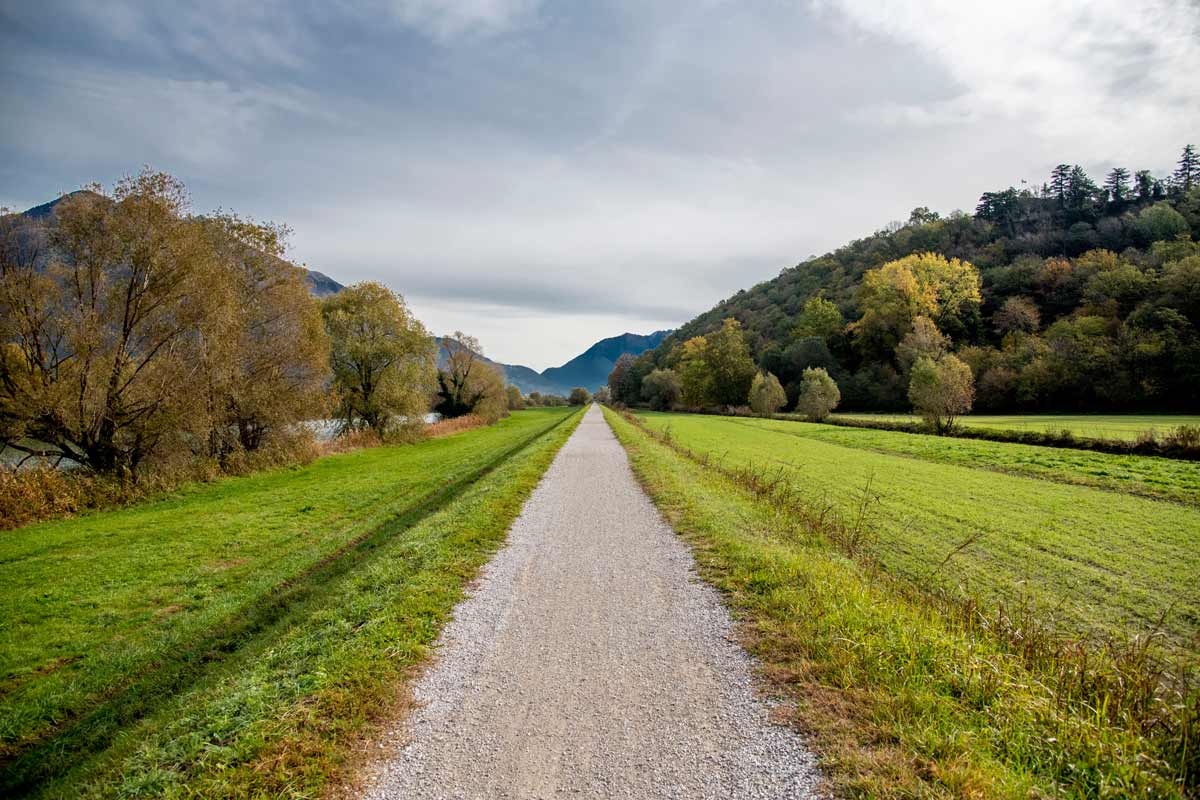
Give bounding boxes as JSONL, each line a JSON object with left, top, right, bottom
{"left": 437, "top": 330, "right": 672, "bottom": 396}
{"left": 14, "top": 193, "right": 344, "bottom": 298}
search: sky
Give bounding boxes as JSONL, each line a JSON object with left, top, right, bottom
{"left": 1, "top": 1, "right": 1198, "bottom": 370}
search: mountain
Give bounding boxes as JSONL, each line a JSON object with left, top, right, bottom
{"left": 640, "top": 146, "right": 1200, "bottom": 413}
{"left": 437, "top": 330, "right": 673, "bottom": 396}
{"left": 540, "top": 330, "right": 672, "bottom": 392}
{"left": 13, "top": 193, "right": 344, "bottom": 298}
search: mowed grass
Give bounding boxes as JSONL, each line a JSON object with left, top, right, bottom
{"left": 831, "top": 412, "right": 1200, "bottom": 441}
{"left": 604, "top": 407, "right": 1197, "bottom": 798}
{"left": 0, "top": 407, "right": 579, "bottom": 796}
{"left": 752, "top": 418, "right": 1200, "bottom": 506}
{"left": 633, "top": 412, "right": 1200, "bottom": 653}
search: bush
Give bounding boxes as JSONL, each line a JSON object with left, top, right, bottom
{"left": 568, "top": 387, "right": 592, "bottom": 405}
{"left": 795, "top": 367, "right": 841, "bottom": 421}
{"left": 748, "top": 371, "right": 787, "bottom": 417}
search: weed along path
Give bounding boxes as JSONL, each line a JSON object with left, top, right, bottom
{"left": 360, "top": 405, "right": 821, "bottom": 799}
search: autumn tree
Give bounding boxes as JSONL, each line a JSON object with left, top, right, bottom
{"left": 568, "top": 387, "right": 592, "bottom": 405}
{"left": 197, "top": 213, "right": 329, "bottom": 456}
{"left": 593, "top": 386, "right": 612, "bottom": 405}
{"left": 506, "top": 385, "right": 526, "bottom": 410}
{"left": 703, "top": 318, "right": 756, "bottom": 406}
{"left": 435, "top": 333, "right": 508, "bottom": 422}
{"left": 673, "top": 336, "right": 713, "bottom": 407}
{"left": 607, "top": 353, "right": 638, "bottom": 405}
{"left": 908, "top": 354, "right": 974, "bottom": 433}
{"left": 640, "top": 368, "right": 681, "bottom": 411}
{"left": 895, "top": 316, "right": 949, "bottom": 371}
{"left": 795, "top": 367, "right": 840, "bottom": 421}
{"left": 853, "top": 252, "right": 981, "bottom": 356}
{"left": 322, "top": 283, "right": 436, "bottom": 435}
{"left": 748, "top": 371, "right": 786, "bottom": 417}
{"left": 992, "top": 297, "right": 1041, "bottom": 336}
{"left": 0, "top": 172, "right": 230, "bottom": 474}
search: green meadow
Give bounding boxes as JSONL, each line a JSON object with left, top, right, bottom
{"left": 830, "top": 412, "right": 1200, "bottom": 441}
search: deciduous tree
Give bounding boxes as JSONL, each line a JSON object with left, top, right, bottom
{"left": 748, "top": 371, "right": 787, "bottom": 417}
{"left": 908, "top": 354, "right": 974, "bottom": 433}
{"left": 322, "top": 283, "right": 436, "bottom": 435}
{"left": 795, "top": 367, "right": 840, "bottom": 421}
{"left": 640, "top": 368, "right": 680, "bottom": 410}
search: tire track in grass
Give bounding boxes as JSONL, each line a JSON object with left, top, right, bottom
{"left": 0, "top": 410, "right": 579, "bottom": 796}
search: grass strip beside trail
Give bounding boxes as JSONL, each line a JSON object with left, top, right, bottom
{"left": 1, "top": 407, "right": 579, "bottom": 796}
{"left": 830, "top": 413, "right": 1200, "bottom": 443}
{"left": 604, "top": 407, "right": 1196, "bottom": 799}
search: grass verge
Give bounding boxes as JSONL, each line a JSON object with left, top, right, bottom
{"left": 604, "top": 406, "right": 1196, "bottom": 799}
{"left": 2, "top": 407, "right": 581, "bottom": 797}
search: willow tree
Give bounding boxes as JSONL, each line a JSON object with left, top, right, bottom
{"left": 0, "top": 172, "right": 230, "bottom": 474}
{"left": 322, "top": 282, "right": 436, "bottom": 435}
{"left": 435, "top": 333, "right": 508, "bottom": 422}
{"left": 197, "top": 214, "right": 330, "bottom": 455}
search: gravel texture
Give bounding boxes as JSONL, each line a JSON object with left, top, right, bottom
{"left": 360, "top": 405, "right": 823, "bottom": 799}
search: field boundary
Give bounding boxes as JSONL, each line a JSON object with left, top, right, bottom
{"left": 1, "top": 409, "right": 581, "bottom": 795}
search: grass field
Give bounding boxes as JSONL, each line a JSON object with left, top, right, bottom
{"left": 633, "top": 411, "right": 1200, "bottom": 651}
{"left": 0, "top": 407, "right": 580, "bottom": 798}
{"left": 830, "top": 412, "right": 1200, "bottom": 441}
{"left": 607, "top": 407, "right": 1198, "bottom": 798}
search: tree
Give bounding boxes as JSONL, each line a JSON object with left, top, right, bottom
{"left": 593, "top": 386, "right": 612, "bottom": 405}
{"left": 1134, "top": 170, "right": 1162, "bottom": 201}
{"left": 506, "top": 385, "right": 526, "bottom": 410}
{"left": 1049, "top": 164, "right": 1071, "bottom": 203}
{"left": 795, "top": 367, "right": 840, "bottom": 421}
{"left": 568, "top": 387, "right": 592, "bottom": 405}
{"left": 323, "top": 283, "right": 436, "bottom": 435}
{"left": 0, "top": 171, "right": 231, "bottom": 474}
{"left": 703, "top": 318, "right": 757, "bottom": 406}
{"left": 895, "top": 316, "right": 949, "bottom": 371}
{"left": 908, "top": 354, "right": 974, "bottom": 433}
{"left": 673, "top": 336, "right": 714, "bottom": 407}
{"left": 748, "top": 371, "right": 787, "bottom": 417}
{"left": 607, "top": 353, "right": 638, "bottom": 405}
{"left": 992, "top": 297, "right": 1040, "bottom": 336}
{"left": 908, "top": 207, "right": 940, "bottom": 225}
{"left": 1173, "top": 144, "right": 1198, "bottom": 193}
{"left": 1104, "top": 167, "right": 1130, "bottom": 205}
{"left": 435, "top": 333, "right": 507, "bottom": 421}
{"left": 197, "top": 213, "right": 329, "bottom": 456}
{"left": 640, "top": 368, "right": 681, "bottom": 410}
{"left": 791, "top": 296, "right": 844, "bottom": 341}
{"left": 853, "top": 252, "right": 981, "bottom": 354}
{"left": 1134, "top": 202, "right": 1189, "bottom": 245}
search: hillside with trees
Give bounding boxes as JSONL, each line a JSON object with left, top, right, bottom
{"left": 617, "top": 145, "right": 1200, "bottom": 414}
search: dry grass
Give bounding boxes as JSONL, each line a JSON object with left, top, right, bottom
{"left": 426, "top": 414, "right": 486, "bottom": 438}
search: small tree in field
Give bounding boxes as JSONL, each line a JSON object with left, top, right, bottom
{"left": 641, "top": 369, "right": 681, "bottom": 410}
{"left": 568, "top": 387, "right": 592, "bottom": 405}
{"left": 795, "top": 367, "right": 840, "bottom": 421}
{"left": 908, "top": 354, "right": 974, "bottom": 433}
{"left": 748, "top": 371, "right": 787, "bottom": 417}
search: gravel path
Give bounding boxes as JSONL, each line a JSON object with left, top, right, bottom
{"left": 360, "top": 405, "right": 822, "bottom": 799}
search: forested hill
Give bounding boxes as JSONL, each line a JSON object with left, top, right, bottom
{"left": 645, "top": 145, "right": 1200, "bottom": 412}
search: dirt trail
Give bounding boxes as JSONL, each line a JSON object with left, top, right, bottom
{"left": 361, "top": 405, "right": 821, "bottom": 799}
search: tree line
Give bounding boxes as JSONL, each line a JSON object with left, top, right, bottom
{"left": 619, "top": 144, "right": 1200, "bottom": 415}
{"left": 0, "top": 170, "right": 526, "bottom": 479}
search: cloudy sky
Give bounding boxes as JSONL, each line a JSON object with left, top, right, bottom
{"left": 2, "top": 1, "right": 1198, "bottom": 369}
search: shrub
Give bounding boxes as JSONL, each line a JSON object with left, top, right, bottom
{"left": 795, "top": 367, "right": 841, "bottom": 421}
{"left": 748, "top": 371, "right": 787, "bottom": 417}
{"left": 568, "top": 387, "right": 592, "bottom": 405}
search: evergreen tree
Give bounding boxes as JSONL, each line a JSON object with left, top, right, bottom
{"left": 1173, "top": 144, "right": 1198, "bottom": 193}
{"left": 1049, "top": 164, "right": 1072, "bottom": 203}
{"left": 1104, "top": 167, "right": 1130, "bottom": 204}
{"left": 1134, "top": 170, "right": 1156, "bottom": 201}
